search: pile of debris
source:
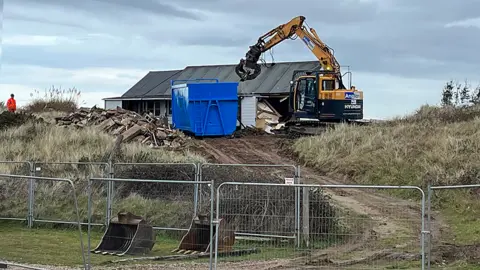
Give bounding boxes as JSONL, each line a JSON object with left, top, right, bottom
{"left": 255, "top": 100, "right": 284, "bottom": 134}
{"left": 54, "top": 106, "right": 189, "bottom": 149}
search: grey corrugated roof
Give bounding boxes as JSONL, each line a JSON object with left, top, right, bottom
{"left": 122, "top": 70, "right": 182, "bottom": 97}
{"left": 124, "top": 60, "right": 321, "bottom": 98}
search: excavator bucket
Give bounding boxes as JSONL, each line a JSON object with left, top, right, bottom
{"left": 172, "top": 214, "right": 235, "bottom": 254}
{"left": 92, "top": 212, "right": 155, "bottom": 256}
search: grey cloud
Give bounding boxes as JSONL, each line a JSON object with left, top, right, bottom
{"left": 176, "top": 35, "right": 252, "bottom": 48}
{"left": 391, "top": 0, "right": 480, "bottom": 23}
{"left": 169, "top": 0, "right": 480, "bottom": 80}
{"left": 5, "top": 0, "right": 480, "bottom": 82}
{"left": 174, "top": 0, "right": 381, "bottom": 25}
{"left": 1, "top": 46, "right": 163, "bottom": 70}
{"left": 10, "top": 0, "right": 203, "bottom": 21}
{"left": 4, "top": 13, "right": 89, "bottom": 30}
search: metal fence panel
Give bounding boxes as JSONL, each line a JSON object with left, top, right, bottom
{"left": 0, "top": 162, "right": 33, "bottom": 225}
{"left": 32, "top": 162, "right": 109, "bottom": 226}
{"left": 427, "top": 184, "right": 480, "bottom": 269}
{"left": 87, "top": 177, "right": 215, "bottom": 269}
{"left": 214, "top": 183, "right": 426, "bottom": 270}
{"left": 0, "top": 174, "right": 86, "bottom": 270}
{"left": 200, "top": 163, "right": 300, "bottom": 240}
{"left": 112, "top": 162, "right": 198, "bottom": 219}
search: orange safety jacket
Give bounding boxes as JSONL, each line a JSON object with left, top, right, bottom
{"left": 7, "top": 97, "right": 16, "bottom": 112}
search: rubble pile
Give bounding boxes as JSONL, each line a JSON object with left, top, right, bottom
{"left": 255, "top": 100, "right": 284, "bottom": 133}
{"left": 54, "top": 106, "right": 189, "bottom": 149}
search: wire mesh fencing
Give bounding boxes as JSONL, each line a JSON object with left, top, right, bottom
{"left": 426, "top": 184, "right": 480, "bottom": 269}
{"left": 0, "top": 174, "right": 87, "bottom": 270}
{"left": 31, "top": 162, "right": 109, "bottom": 226}
{"left": 0, "top": 162, "right": 33, "bottom": 225}
{"left": 86, "top": 177, "right": 215, "bottom": 269}
{"left": 112, "top": 162, "right": 198, "bottom": 219}
{"left": 200, "top": 163, "right": 300, "bottom": 237}
{"left": 213, "top": 183, "right": 426, "bottom": 270}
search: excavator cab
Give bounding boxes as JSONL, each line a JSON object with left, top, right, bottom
{"left": 288, "top": 70, "right": 363, "bottom": 122}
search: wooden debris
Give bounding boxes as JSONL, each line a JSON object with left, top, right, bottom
{"left": 54, "top": 106, "right": 188, "bottom": 149}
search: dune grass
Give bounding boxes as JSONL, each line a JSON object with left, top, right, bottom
{"left": 293, "top": 104, "right": 480, "bottom": 188}
{"left": 292, "top": 104, "right": 480, "bottom": 246}
{"left": 0, "top": 114, "right": 205, "bottom": 237}
{"left": 23, "top": 87, "right": 82, "bottom": 113}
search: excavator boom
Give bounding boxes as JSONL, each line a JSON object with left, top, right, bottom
{"left": 235, "top": 15, "right": 344, "bottom": 88}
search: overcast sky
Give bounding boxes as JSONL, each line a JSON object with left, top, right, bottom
{"left": 0, "top": 0, "right": 479, "bottom": 119}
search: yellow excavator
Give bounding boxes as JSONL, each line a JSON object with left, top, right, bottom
{"left": 235, "top": 16, "right": 366, "bottom": 134}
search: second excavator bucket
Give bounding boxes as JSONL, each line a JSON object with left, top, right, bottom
{"left": 92, "top": 211, "right": 156, "bottom": 256}
{"left": 172, "top": 214, "right": 235, "bottom": 255}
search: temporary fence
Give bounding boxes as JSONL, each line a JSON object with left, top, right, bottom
{"left": 200, "top": 163, "right": 301, "bottom": 243}
{"left": 0, "top": 161, "right": 33, "bottom": 226}
{"left": 213, "top": 182, "right": 426, "bottom": 270}
{"left": 0, "top": 174, "right": 87, "bottom": 270}
{"left": 86, "top": 177, "right": 215, "bottom": 270}
{"left": 31, "top": 162, "right": 110, "bottom": 227}
{"left": 426, "top": 184, "right": 480, "bottom": 270}
{"left": 111, "top": 162, "right": 199, "bottom": 230}
{"left": 8, "top": 160, "right": 480, "bottom": 269}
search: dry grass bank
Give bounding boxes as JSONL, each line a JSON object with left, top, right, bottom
{"left": 0, "top": 111, "right": 205, "bottom": 233}
{"left": 292, "top": 104, "right": 480, "bottom": 245}
{"left": 293, "top": 104, "right": 480, "bottom": 187}
{"left": 0, "top": 121, "right": 203, "bottom": 164}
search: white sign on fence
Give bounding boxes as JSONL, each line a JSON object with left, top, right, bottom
{"left": 284, "top": 178, "right": 294, "bottom": 185}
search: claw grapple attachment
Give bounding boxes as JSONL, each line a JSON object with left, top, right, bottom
{"left": 235, "top": 59, "right": 262, "bottom": 81}
{"left": 235, "top": 43, "right": 264, "bottom": 81}
{"left": 92, "top": 212, "right": 156, "bottom": 256}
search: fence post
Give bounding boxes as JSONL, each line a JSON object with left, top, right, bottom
{"left": 302, "top": 186, "right": 310, "bottom": 248}
{"left": 27, "top": 161, "right": 35, "bottom": 228}
{"left": 208, "top": 180, "right": 215, "bottom": 270}
{"left": 199, "top": 163, "right": 204, "bottom": 213}
{"left": 213, "top": 183, "right": 221, "bottom": 270}
{"left": 295, "top": 165, "right": 301, "bottom": 248}
{"left": 193, "top": 163, "right": 199, "bottom": 217}
{"left": 87, "top": 179, "right": 93, "bottom": 270}
{"left": 426, "top": 184, "right": 432, "bottom": 270}
{"left": 106, "top": 160, "right": 114, "bottom": 225}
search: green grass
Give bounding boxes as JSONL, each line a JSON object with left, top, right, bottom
{"left": 431, "top": 189, "right": 480, "bottom": 245}
{"left": 0, "top": 222, "right": 181, "bottom": 267}
{"left": 0, "top": 223, "right": 331, "bottom": 268}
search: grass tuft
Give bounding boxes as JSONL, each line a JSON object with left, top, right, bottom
{"left": 23, "top": 86, "right": 83, "bottom": 113}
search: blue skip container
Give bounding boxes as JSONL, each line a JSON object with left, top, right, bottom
{"left": 171, "top": 79, "right": 238, "bottom": 136}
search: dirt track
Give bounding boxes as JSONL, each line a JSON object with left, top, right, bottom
{"left": 192, "top": 135, "right": 438, "bottom": 268}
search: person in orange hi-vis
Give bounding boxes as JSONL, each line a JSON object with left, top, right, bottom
{"left": 7, "top": 94, "right": 16, "bottom": 113}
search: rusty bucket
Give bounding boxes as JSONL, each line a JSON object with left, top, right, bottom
{"left": 172, "top": 214, "right": 235, "bottom": 255}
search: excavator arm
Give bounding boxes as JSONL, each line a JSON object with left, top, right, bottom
{"left": 235, "top": 16, "right": 345, "bottom": 88}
